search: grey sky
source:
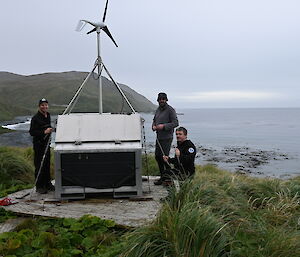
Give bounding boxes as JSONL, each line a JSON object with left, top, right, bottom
{"left": 0, "top": 0, "right": 299, "bottom": 108}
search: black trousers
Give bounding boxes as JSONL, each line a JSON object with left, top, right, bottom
{"left": 155, "top": 138, "right": 173, "bottom": 177}
{"left": 33, "top": 142, "right": 51, "bottom": 189}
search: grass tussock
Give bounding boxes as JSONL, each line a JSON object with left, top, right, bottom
{"left": 122, "top": 164, "right": 300, "bottom": 257}
{"left": 142, "top": 154, "right": 159, "bottom": 176}
{"left": 0, "top": 146, "right": 56, "bottom": 197}
{"left": 0, "top": 147, "right": 34, "bottom": 192}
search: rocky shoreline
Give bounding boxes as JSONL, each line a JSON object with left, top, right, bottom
{"left": 147, "top": 143, "right": 296, "bottom": 179}
{"left": 196, "top": 145, "right": 291, "bottom": 176}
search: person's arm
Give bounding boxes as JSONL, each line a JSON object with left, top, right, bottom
{"left": 152, "top": 119, "right": 157, "bottom": 131}
{"left": 180, "top": 147, "right": 196, "bottom": 165}
{"left": 163, "top": 155, "right": 176, "bottom": 164}
{"left": 163, "top": 107, "right": 178, "bottom": 131}
{"left": 29, "top": 117, "right": 44, "bottom": 137}
{"left": 152, "top": 111, "right": 157, "bottom": 131}
{"left": 29, "top": 116, "right": 52, "bottom": 136}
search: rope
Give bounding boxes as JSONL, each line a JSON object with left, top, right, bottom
{"left": 155, "top": 136, "right": 171, "bottom": 166}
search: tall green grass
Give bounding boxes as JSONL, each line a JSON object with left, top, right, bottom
{"left": 0, "top": 146, "right": 57, "bottom": 197}
{"left": 122, "top": 165, "right": 300, "bottom": 257}
{"left": 0, "top": 147, "right": 34, "bottom": 197}
{"left": 142, "top": 154, "right": 159, "bottom": 176}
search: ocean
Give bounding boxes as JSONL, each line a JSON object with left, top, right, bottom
{"left": 1, "top": 108, "right": 299, "bottom": 178}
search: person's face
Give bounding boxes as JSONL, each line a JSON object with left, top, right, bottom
{"left": 158, "top": 98, "right": 167, "bottom": 107}
{"left": 176, "top": 130, "right": 187, "bottom": 143}
{"left": 39, "top": 103, "right": 49, "bottom": 113}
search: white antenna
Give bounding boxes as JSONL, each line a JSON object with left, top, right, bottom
{"left": 63, "top": 0, "right": 135, "bottom": 115}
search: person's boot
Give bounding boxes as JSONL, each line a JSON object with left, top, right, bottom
{"left": 154, "top": 178, "right": 163, "bottom": 185}
{"left": 162, "top": 179, "right": 172, "bottom": 187}
{"left": 36, "top": 187, "right": 48, "bottom": 194}
{"left": 47, "top": 183, "right": 55, "bottom": 191}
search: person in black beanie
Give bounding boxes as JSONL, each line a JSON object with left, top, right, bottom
{"left": 29, "top": 98, "right": 54, "bottom": 194}
{"left": 152, "top": 92, "right": 178, "bottom": 185}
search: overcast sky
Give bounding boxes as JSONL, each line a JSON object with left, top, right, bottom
{"left": 0, "top": 0, "right": 299, "bottom": 108}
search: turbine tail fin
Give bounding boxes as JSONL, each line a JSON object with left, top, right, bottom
{"left": 76, "top": 20, "right": 86, "bottom": 32}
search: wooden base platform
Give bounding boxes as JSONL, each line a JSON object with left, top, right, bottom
{"left": 1, "top": 176, "right": 168, "bottom": 227}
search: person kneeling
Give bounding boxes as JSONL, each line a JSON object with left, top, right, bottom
{"left": 162, "top": 127, "right": 196, "bottom": 184}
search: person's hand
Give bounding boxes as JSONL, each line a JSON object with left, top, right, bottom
{"left": 175, "top": 148, "right": 180, "bottom": 157}
{"left": 163, "top": 155, "right": 169, "bottom": 162}
{"left": 152, "top": 125, "right": 157, "bottom": 131}
{"left": 44, "top": 128, "right": 53, "bottom": 134}
{"left": 156, "top": 124, "right": 164, "bottom": 130}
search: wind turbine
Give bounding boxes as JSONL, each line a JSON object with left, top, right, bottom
{"left": 76, "top": 0, "right": 118, "bottom": 48}
{"left": 63, "top": 0, "right": 135, "bottom": 115}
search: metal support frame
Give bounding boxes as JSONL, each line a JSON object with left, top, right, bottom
{"left": 63, "top": 63, "right": 98, "bottom": 115}
{"left": 62, "top": 29, "right": 135, "bottom": 115}
{"left": 97, "top": 28, "right": 103, "bottom": 114}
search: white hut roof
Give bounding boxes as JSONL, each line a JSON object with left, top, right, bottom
{"left": 55, "top": 113, "right": 142, "bottom": 143}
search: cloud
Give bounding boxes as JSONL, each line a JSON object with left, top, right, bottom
{"left": 175, "top": 90, "right": 281, "bottom": 103}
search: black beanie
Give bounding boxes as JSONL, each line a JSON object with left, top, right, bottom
{"left": 38, "top": 98, "right": 48, "bottom": 105}
{"left": 157, "top": 92, "right": 168, "bottom": 101}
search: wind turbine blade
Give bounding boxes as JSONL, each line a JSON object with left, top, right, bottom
{"left": 102, "top": 26, "right": 118, "bottom": 47}
{"left": 102, "top": 0, "right": 109, "bottom": 22}
{"left": 75, "top": 20, "right": 87, "bottom": 32}
{"left": 87, "top": 28, "right": 97, "bottom": 34}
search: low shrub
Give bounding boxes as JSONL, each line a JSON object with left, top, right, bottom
{"left": 0, "top": 215, "right": 125, "bottom": 257}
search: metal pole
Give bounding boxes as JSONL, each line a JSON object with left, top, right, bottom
{"left": 63, "top": 63, "right": 98, "bottom": 115}
{"left": 97, "top": 28, "right": 103, "bottom": 114}
{"left": 102, "top": 63, "right": 136, "bottom": 113}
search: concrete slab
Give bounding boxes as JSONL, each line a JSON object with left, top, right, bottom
{"left": 1, "top": 176, "right": 167, "bottom": 227}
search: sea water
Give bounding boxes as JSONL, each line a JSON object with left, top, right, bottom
{"left": 1, "top": 108, "right": 299, "bottom": 178}
{"left": 141, "top": 108, "right": 300, "bottom": 178}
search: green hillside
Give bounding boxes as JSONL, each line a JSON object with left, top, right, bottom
{"left": 0, "top": 101, "right": 30, "bottom": 121}
{"left": 0, "top": 71, "right": 156, "bottom": 120}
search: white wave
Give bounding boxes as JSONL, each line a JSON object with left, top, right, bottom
{"left": 2, "top": 120, "right": 31, "bottom": 131}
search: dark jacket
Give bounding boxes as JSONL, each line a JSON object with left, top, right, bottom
{"left": 29, "top": 111, "right": 51, "bottom": 145}
{"left": 152, "top": 103, "right": 178, "bottom": 139}
{"left": 169, "top": 139, "right": 196, "bottom": 176}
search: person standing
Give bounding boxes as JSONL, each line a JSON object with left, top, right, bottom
{"left": 29, "top": 98, "right": 54, "bottom": 194}
{"left": 152, "top": 92, "right": 178, "bottom": 185}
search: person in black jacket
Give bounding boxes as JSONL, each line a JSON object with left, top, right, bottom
{"left": 29, "top": 98, "right": 53, "bottom": 194}
{"left": 152, "top": 92, "right": 179, "bottom": 185}
{"left": 163, "top": 127, "right": 196, "bottom": 181}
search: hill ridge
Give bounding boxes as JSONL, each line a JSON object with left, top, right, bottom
{"left": 0, "top": 71, "right": 156, "bottom": 121}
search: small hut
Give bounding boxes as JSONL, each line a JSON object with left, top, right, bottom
{"left": 54, "top": 113, "right": 143, "bottom": 199}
